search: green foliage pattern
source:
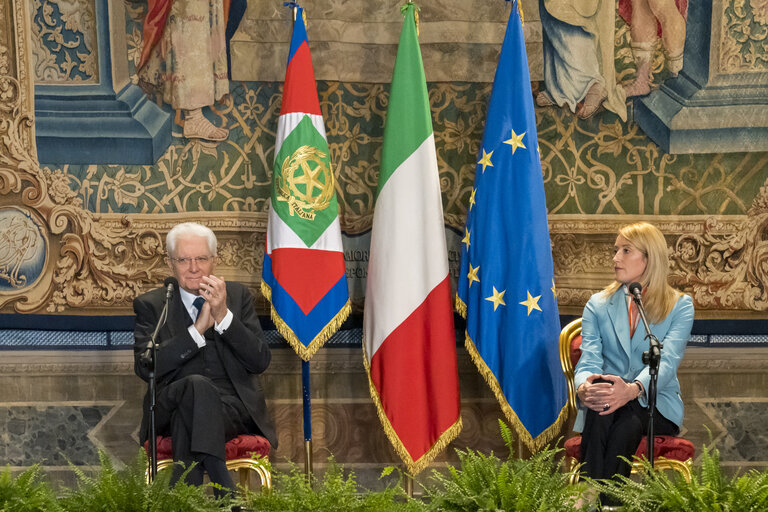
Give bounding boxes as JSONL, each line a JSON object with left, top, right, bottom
{"left": 424, "top": 421, "right": 581, "bottom": 512}
{"left": 57, "top": 450, "right": 226, "bottom": 512}
{"left": 243, "top": 456, "right": 424, "bottom": 512}
{"left": 5, "top": 436, "right": 768, "bottom": 512}
{"left": 592, "top": 444, "right": 768, "bottom": 512}
{"left": 0, "top": 465, "right": 60, "bottom": 512}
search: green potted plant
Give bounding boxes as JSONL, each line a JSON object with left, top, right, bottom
{"left": 591, "top": 444, "right": 768, "bottom": 511}
{"left": 57, "top": 450, "right": 229, "bottom": 512}
{"left": 0, "top": 464, "right": 60, "bottom": 512}
{"left": 243, "top": 456, "right": 424, "bottom": 512}
{"left": 422, "top": 421, "right": 583, "bottom": 511}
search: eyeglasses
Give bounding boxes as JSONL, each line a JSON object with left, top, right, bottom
{"left": 169, "top": 256, "right": 214, "bottom": 266}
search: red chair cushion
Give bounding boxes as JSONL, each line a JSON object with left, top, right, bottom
{"left": 153, "top": 435, "right": 174, "bottom": 460}
{"left": 224, "top": 434, "right": 271, "bottom": 459}
{"left": 564, "top": 435, "right": 582, "bottom": 459}
{"left": 564, "top": 434, "right": 694, "bottom": 461}
{"left": 636, "top": 435, "right": 695, "bottom": 460}
{"left": 570, "top": 334, "right": 582, "bottom": 368}
{"left": 144, "top": 434, "right": 271, "bottom": 461}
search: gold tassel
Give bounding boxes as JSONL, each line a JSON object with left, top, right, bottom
{"left": 363, "top": 344, "right": 463, "bottom": 475}
{"left": 464, "top": 332, "right": 568, "bottom": 452}
{"left": 261, "top": 281, "right": 351, "bottom": 361}
{"left": 454, "top": 294, "right": 467, "bottom": 318}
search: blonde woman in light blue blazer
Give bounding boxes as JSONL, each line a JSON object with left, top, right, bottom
{"left": 574, "top": 222, "right": 694, "bottom": 507}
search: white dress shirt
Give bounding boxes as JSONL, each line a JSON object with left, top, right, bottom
{"left": 179, "top": 287, "right": 233, "bottom": 348}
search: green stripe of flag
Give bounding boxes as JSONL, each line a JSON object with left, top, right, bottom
{"left": 378, "top": 5, "right": 433, "bottom": 191}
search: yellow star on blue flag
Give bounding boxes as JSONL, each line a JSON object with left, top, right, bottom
{"left": 455, "top": 0, "right": 566, "bottom": 453}
{"left": 477, "top": 148, "right": 494, "bottom": 173}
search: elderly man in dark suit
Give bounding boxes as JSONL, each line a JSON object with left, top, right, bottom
{"left": 133, "top": 222, "right": 276, "bottom": 494}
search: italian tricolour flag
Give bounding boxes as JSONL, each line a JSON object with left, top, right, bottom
{"left": 261, "top": 6, "right": 350, "bottom": 361}
{"left": 363, "top": 3, "right": 462, "bottom": 475}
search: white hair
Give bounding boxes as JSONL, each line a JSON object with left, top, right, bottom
{"left": 166, "top": 222, "right": 217, "bottom": 257}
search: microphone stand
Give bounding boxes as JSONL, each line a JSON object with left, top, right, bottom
{"left": 633, "top": 293, "right": 662, "bottom": 469}
{"left": 142, "top": 289, "right": 172, "bottom": 482}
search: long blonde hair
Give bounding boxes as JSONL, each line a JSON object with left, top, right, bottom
{"left": 602, "top": 222, "right": 680, "bottom": 324}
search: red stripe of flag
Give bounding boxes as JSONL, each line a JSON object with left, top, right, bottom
{"left": 280, "top": 41, "right": 322, "bottom": 116}
{"left": 369, "top": 277, "right": 460, "bottom": 460}
{"left": 271, "top": 248, "right": 346, "bottom": 314}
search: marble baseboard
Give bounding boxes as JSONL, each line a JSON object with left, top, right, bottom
{"left": 0, "top": 346, "right": 766, "bottom": 488}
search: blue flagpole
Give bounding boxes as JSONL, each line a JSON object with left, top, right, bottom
{"left": 302, "top": 359, "right": 313, "bottom": 478}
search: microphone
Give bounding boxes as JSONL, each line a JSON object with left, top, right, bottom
{"left": 140, "top": 277, "right": 177, "bottom": 368}
{"left": 628, "top": 281, "right": 662, "bottom": 356}
{"left": 164, "top": 276, "right": 178, "bottom": 301}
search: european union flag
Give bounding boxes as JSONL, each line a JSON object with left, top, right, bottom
{"left": 456, "top": 0, "right": 567, "bottom": 451}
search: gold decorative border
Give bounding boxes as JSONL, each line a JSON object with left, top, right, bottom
{"left": 262, "top": 279, "right": 351, "bottom": 361}
{"left": 462, "top": 330, "right": 568, "bottom": 453}
{"left": 550, "top": 201, "right": 768, "bottom": 318}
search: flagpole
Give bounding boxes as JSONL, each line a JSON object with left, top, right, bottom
{"left": 403, "top": 7, "right": 417, "bottom": 474}
{"left": 286, "top": 1, "right": 313, "bottom": 479}
{"left": 302, "top": 358, "right": 313, "bottom": 478}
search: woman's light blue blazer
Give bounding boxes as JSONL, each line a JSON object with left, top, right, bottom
{"left": 573, "top": 289, "right": 694, "bottom": 433}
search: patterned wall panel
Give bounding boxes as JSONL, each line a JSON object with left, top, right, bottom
{"left": 48, "top": 82, "right": 768, "bottom": 221}
{"left": 0, "top": 0, "right": 766, "bottom": 319}
{"left": 719, "top": 0, "right": 768, "bottom": 73}
{"left": 29, "top": 0, "right": 98, "bottom": 83}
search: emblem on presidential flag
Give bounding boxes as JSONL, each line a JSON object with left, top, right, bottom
{"left": 277, "top": 144, "right": 335, "bottom": 220}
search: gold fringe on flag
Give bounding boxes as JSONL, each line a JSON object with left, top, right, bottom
{"left": 362, "top": 343, "right": 463, "bottom": 475}
{"left": 454, "top": 293, "right": 467, "bottom": 318}
{"left": 464, "top": 331, "right": 568, "bottom": 453}
{"left": 260, "top": 281, "right": 351, "bottom": 361}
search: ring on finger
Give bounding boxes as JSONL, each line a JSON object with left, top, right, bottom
{"left": 603, "top": 403, "right": 610, "bottom": 411}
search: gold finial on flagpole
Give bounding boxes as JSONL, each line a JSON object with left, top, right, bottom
{"left": 285, "top": 2, "right": 306, "bottom": 26}
{"left": 403, "top": 1, "right": 420, "bottom": 36}
{"left": 506, "top": 0, "right": 524, "bottom": 25}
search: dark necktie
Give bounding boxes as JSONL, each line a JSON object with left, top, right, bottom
{"left": 192, "top": 296, "right": 206, "bottom": 319}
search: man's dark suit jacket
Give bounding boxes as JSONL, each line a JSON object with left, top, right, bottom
{"left": 133, "top": 281, "right": 277, "bottom": 449}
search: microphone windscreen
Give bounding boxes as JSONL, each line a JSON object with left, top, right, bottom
{"left": 164, "top": 276, "right": 178, "bottom": 288}
{"left": 628, "top": 282, "right": 643, "bottom": 296}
